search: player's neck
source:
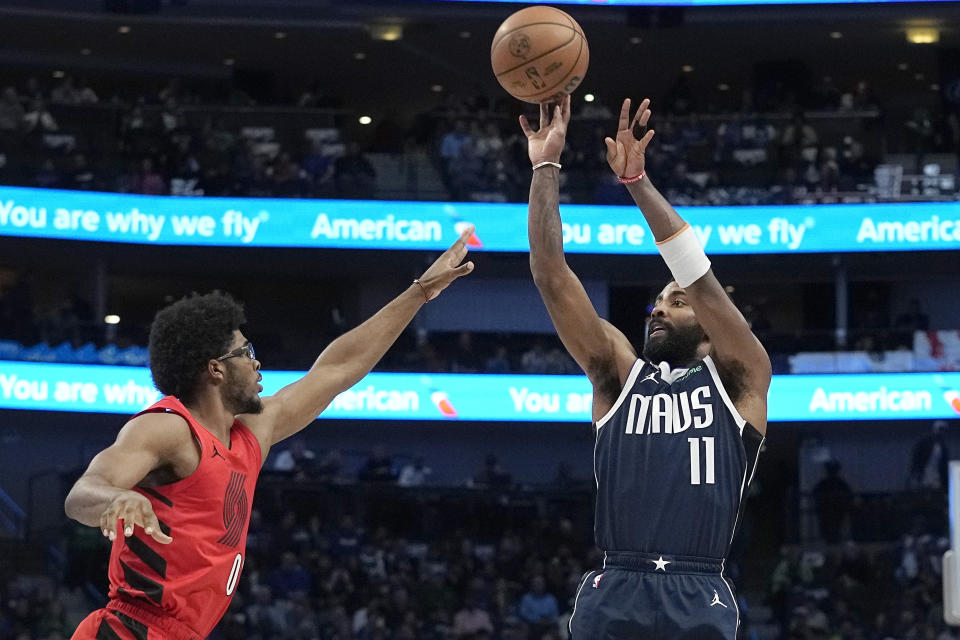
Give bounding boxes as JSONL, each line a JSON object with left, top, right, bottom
{"left": 183, "top": 393, "right": 236, "bottom": 445}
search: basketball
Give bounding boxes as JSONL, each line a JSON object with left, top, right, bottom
{"left": 490, "top": 5, "right": 589, "bottom": 104}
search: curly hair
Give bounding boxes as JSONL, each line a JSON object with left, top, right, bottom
{"left": 148, "top": 292, "right": 246, "bottom": 403}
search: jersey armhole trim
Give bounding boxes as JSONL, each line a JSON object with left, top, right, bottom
{"left": 233, "top": 419, "right": 263, "bottom": 469}
{"left": 703, "top": 355, "right": 747, "bottom": 433}
{"left": 595, "top": 359, "right": 645, "bottom": 430}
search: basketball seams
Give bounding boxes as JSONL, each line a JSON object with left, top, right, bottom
{"left": 492, "top": 24, "right": 578, "bottom": 76}
{"left": 491, "top": 7, "right": 588, "bottom": 103}
{"left": 501, "top": 26, "right": 586, "bottom": 100}
{"left": 491, "top": 21, "right": 582, "bottom": 52}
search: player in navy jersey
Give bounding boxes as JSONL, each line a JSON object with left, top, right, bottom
{"left": 520, "top": 95, "right": 770, "bottom": 639}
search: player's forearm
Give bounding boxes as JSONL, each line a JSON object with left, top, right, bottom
{"left": 625, "top": 176, "right": 688, "bottom": 242}
{"left": 528, "top": 167, "right": 567, "bottom": 285}
{"left": 311, "top": 285, "right": 425, "bottom": 387}
{"left": 65, "top": 477, "right": 129, "bottom": 527}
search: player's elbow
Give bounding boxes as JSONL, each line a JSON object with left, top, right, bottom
{"left": 529, "top": 258, "right": 565, "bottom": 291}
{"left": 63, "top": 486, "right": 81, "bottom": 522}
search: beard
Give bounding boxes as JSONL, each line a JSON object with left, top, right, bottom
{"left": 224, "top": 369, "right": 263, "bottom": 415}
{"left": 642, "top": 322, "right": 707, "bottom": 368}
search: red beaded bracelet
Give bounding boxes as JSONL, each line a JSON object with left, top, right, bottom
{"left": 618, "top": 170, "right": 646, "bottom": 184}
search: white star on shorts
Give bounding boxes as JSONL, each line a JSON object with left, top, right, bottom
{"left": 652, "top": 556, "right": 671, "bottom": 571}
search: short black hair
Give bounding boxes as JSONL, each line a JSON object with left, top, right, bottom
{"left": 148, "top": 291, "right": 246, "bottom": 403}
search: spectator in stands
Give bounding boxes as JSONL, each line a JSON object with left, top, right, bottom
{"left": 267, "top": 551, "right": 311, "bottom": 599}
{"left": 812, "top": 460, "right": 853, "bottom": 543}
{"left": 271, "top": 437, "right": 318, "bottom": 476}
{"left": 271, "top": 151, "right": 308, "bottom": 197}
{"left": 22, "top": 98, "right": 57, "bottom": 133}
{"left": 517, "top": 575, "right": 559, "bottom": 634}
{"left": 472, "top": 454, "right": 512, "bottom": 489}
{"left": 450, "top": 138, "right": 487, "bottom": 201}
{"left": 159, "top": 98, "right": 184, "bottom": 134}
{"left": 579, "top": 96, "right": 613, "bottom": 120}
{"left": 780, "top": 113, "right": 818, "bottom": 166}
{"left": 359, "top": 445, "right": 397, "bottom": 483}
{"left": 138, "top": 157, "right": 166, "bottom": 195}
{"left": 909, "top": 420, "right": 950, "bottom": 492}
{"left": 75, "top": 77, "right": 99, "bottom": 104}
{"left": 906, "top": 107, "right": 938, "bottom": 160}
{"left": 475, "top": 122, "right": 504, "bottom": 159}
{"left": 894, "top": 298, "right": 930, "bottom": 348}
{"left": 315, "top": 448, "right": 346, "bottom": 483}
{"left": 34, "top": 158, "right": 60, "bottom": 189}
{"left": 51, "top": 75, "right": 82, "bottom": 105}
{"left": 334, "top": 142, "right": 376, "bottom": 198}
{"left": 439, "top": 120, "right": 471, "bottom": 187}
{"left": 67, "top": 153, "right": 96, "bottom": 191}
{"left": 301, "top": 139, "right": 336, "bottom": 195}
{"left": 520, "top": 342, "right": 549, "bottom": 374}
{"left": 450, "top": 331, "right": 482, "bottom": 373}
{"left": 452, "top": 595, "right": 495, "bottom": 638}
{"left": 0, "top": 87, "right": 24, "bottom": 132}
{"left": 398, "top": 456, "right": 432, "bottom": 487}
{"left": 484, "top": 344, "right": 511, "bottom": 374}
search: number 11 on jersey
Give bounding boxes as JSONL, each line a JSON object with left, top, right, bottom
{"left": 688, "top": 437, "right": 715, "bottom": 485}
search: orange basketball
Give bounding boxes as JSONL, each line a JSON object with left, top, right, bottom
{"left": 490, "top": 5, "right": 589, "bottom": 104}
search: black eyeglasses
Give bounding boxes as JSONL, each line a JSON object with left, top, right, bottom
{"left": 216, "top": 342, "right": 256, "bottom": 361}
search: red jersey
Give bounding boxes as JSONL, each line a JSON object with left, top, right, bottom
{"left": 105, "top": 396, "right": 262, "bottom": 638}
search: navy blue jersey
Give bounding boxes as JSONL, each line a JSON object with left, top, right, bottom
{"left": 593, "top": 356, "right": 764, "bottom": 559}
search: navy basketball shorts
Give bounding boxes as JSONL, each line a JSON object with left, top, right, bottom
{"left": 568, "top": 551, "right": 740, "bottom": 640}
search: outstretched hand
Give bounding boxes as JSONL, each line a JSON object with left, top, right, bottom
{"left": 604, "top": 98, "right": 656, "bottom": 179}
{"left": 101, "top": 490, "right": 173, "bottom": 545}
{"left": 417, "top": 225, "right": 476, "bottom": 301}
{"left": 519, "top": 94, "right": 572, "bottom": 166}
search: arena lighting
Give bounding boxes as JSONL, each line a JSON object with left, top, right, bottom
{"left": 358, "top": 116, "right": 372, "bottom": 125}
{"left": 273, "top": 31, "right": 287, "bottom": 39}
{"left": 681, "top": 65, "right": 694, "bottom": 72}
{"left": 431, "top": 84, "right": 444, "bottom": 92}
{"left": 584, "top": 93, "right": 595, "bottom": 102}
{"left": 80, "top": 48, "right": 92, "bottom": 56}
{"left": 117, "top": 25, "right": 130, "bottom": 34}
{"left": 52, "top": 70, "right": 65, "bottom": 79}
{"left": 906, "top": 27, "right": 939, "bottom": 44}
{"left": 830, "top": 31, "right": 843, "bottom": 39}
{"left": 353, "top": 52, "right": 367, "bottom": 60}
{"left": 104, "top": 315, "right": 120, "bottom": 325}
{"left": 369, "top": 24, "right": 403, "bottom": 41}
{"left": 223, "top": 58, "right": 235, "bottom": 66}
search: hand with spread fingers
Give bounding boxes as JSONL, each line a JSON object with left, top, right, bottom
{"left": 519, "top": 94, "right": 572, "bottom": 166}
{"left": 100, "top": 490, "right": 173, "bottom": 544}
{"left": 604, "top": 98, "right": 657, "bottom": 179}
{"left": 416, "top": 225, "right": 476, "bottom": 301}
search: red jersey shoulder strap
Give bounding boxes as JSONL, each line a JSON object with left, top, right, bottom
{"left": 231, "top": 419, "right": 264, "bottom": 470}
{"left": 133, "top": 395, "right": 214, "bottom": 455}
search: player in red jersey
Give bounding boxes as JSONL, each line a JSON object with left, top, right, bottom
{"left": 65, "top": 227, "right": 476, "bottom": 640}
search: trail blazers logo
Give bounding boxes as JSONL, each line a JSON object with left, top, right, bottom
{"left": 217, "top": 471, "right": 249, "bottom": 547}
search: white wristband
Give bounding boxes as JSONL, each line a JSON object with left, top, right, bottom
{"left": 532, "top": 161, "right": 561, "bottom": 171}
{"left": 655, "top": 223, "right": 711, "bottom": 288}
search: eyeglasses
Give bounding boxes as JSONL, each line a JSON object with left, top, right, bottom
{"left": 216, "top": 342, "right": 256, "bottom": 362}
